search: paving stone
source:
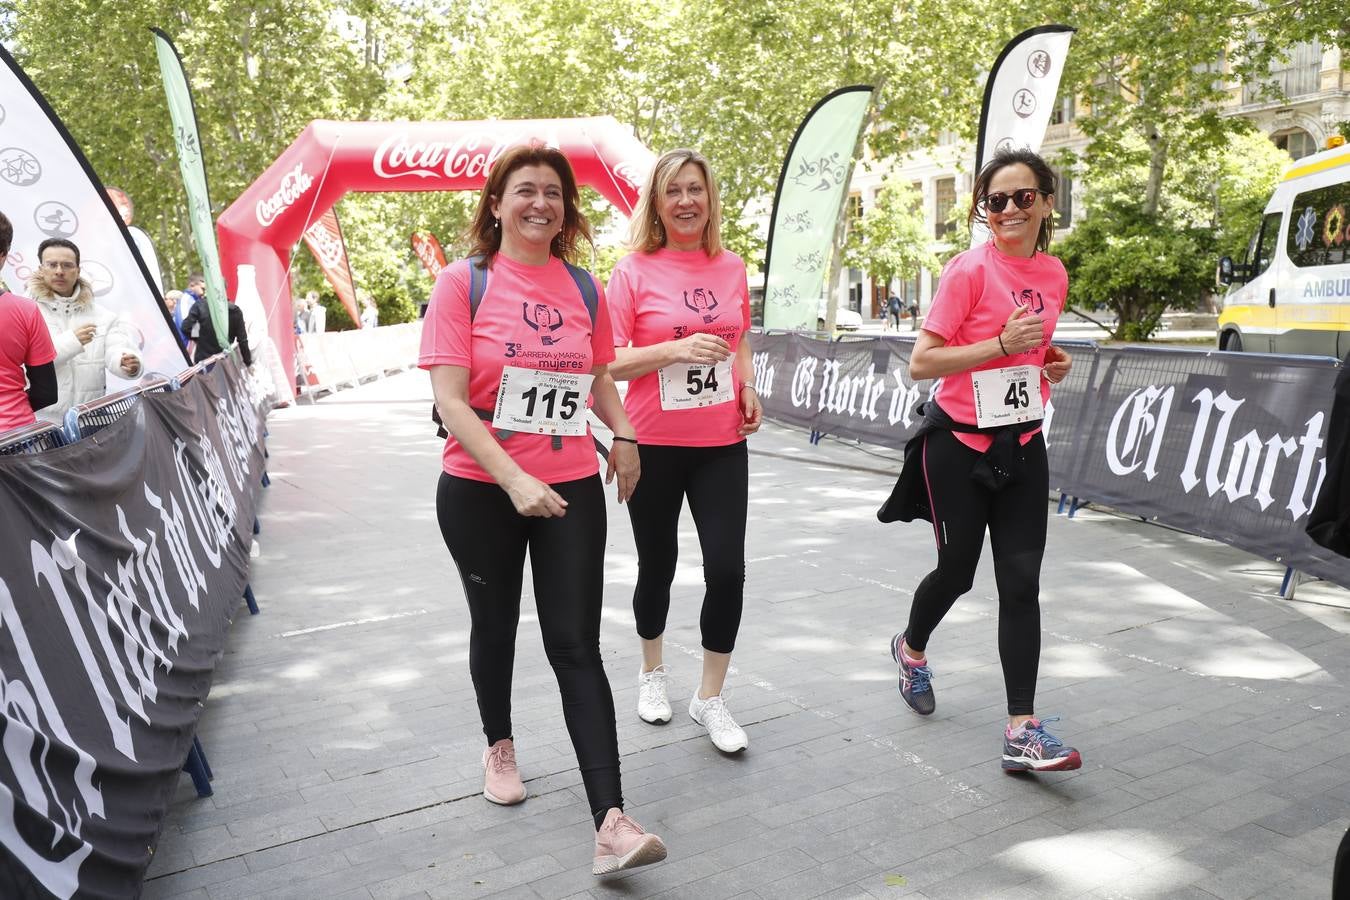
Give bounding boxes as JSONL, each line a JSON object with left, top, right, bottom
{"left": 133, "top": 370, "right": 1350, "bottom": 900}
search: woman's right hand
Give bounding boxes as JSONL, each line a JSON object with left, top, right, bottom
{"left": 671, "top": 333, "right": 732, "bottom": 365}
{"left": 504, "top": 472, "right": 569, "bottom": 517}
{"left": 1000, "top": 307, "right": 1045, "bottom": 355}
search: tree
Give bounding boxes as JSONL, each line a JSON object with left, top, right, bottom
{"left": 1055, "top": 127, "right": 1288, "bottom": 338}
{"left": 843, "top": 175, "right": 938, "bottom": 297}
{"left": 1047, "top": 0, "right": 1345, "bottom": 220}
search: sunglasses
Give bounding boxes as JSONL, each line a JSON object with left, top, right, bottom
{"left": 982, "top": 188, "right": 1049, "bottom": 213}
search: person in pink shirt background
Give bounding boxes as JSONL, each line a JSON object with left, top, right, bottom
{"left": 607, "top": 148, "right": 762, "bottom": 754}
{"left": 890, "top": 147, "right": 1082, "bottom": 774}
{"left": 419, "top": 144, "right": 665, "bottom": 876}
{"left": 0, "top": 210, "right": 58, "bottom": 435}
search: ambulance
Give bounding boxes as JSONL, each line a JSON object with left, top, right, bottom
{"left": 1218, "top": 139, "right": 1350, "bottom": 355}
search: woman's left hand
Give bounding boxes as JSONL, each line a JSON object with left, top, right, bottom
{"left": 1043, "top": 345, "right": 1072, "bottom": 384}
{"left": 606, "top": 439, "right": 641, "bottom": 503}
{"left": 738, "top": 385, "right": 763, "bottom": 435}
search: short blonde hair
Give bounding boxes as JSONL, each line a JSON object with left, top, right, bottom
{"left": 626, "top": 149, "right": 723, "bottom": 256}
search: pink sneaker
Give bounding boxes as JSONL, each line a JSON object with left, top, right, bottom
{"left": 592, "top": 808, "right": 667, "bottom": 875}
{"left": 481, "top": 738, "right": 526, "bottom": 805}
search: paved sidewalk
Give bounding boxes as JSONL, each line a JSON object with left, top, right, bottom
{"left": 143, "top": 368, "right": 1350, "bottom": 900}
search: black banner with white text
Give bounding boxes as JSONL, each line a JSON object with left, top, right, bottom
{"left": 0, "top": 354, "right": 265, "bottom": 899}
{"left": 750, "top": 332, "right": 1350, "bottom": 587}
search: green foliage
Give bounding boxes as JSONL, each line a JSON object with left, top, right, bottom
{"left": 843, "top": 176, "right": 938, "bottom": 290}
{"left": 1056, "top": 129, "right": 1284, "bottom": 339}
{"left": 1057, "top": 205, "right": 1214, "bottom": 340}
{"left": 1, "top": 0, "right": 1341, "bottom": 325}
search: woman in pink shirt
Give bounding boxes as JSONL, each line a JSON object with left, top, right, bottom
{"left": 888, "top": 148, "right": 1082, "bottom": 773}
{"left": 419, "top": 145, "right": 665, "bottom": 875}
{"left": 608, "top": 149, "right": 762, "bottom": 753}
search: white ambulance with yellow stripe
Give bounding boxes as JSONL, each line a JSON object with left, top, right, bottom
{"left": 1218, "top": 140, "right": 1350, "bottom": 356}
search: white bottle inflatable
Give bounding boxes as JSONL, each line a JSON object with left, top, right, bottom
{"left": 233, "top": 264, "right": 289, "bottom": 406}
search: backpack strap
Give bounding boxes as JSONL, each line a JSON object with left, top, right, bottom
{"left": 468, "top": 254, "right": 489, "bottom": 320}
{"left": 562, "top": 260, "right": 599, "bottom": 325}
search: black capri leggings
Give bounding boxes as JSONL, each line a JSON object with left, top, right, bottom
{"left": 904, "top": 429, "right": 1048, "bottom": 716}
{"left": 436, "top": 472, "right": 622, "bottom": 822}
{"left": 627, "top": 441, "right": 748, "bottom": 654}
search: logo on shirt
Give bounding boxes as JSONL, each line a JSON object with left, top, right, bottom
{"left": 684, "top": 288, "right": 720, "bottom": 324}
{"left": 1012, "top": 288, "right": 1045, "bottom": 315}
{"left": 504, "top": 341, "right": 523, "bottom": 358}
{"left": 673, "top": 325, "right": 689, "bottom": 339}
{"left": 522, "top": 302, "right": 565, "bottom": 346}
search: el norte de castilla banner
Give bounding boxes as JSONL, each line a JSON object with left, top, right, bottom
{"left": 749, "top": 332, "right": 1349, "bottom": 587}
{"left": 0, "top": 354, "right": 267, "bottom": 899}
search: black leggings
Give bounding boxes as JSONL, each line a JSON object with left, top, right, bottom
{"left": 436, "top": 473, "right": 621, "bottom": 823}
{"left": 904, "top": 429, "right": 1048, "bottom": 716}
{"left": 627, "top": 441, "right": 748, "bottom": 654}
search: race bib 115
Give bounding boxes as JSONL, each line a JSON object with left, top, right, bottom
{"left": 493, "top": 366, "right": 594, "bottom": 436}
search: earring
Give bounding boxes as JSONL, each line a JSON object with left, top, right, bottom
{"left": 493, "top": 218, "right": 500, "bottom": 229}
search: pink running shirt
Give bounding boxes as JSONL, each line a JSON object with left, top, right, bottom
{"left": 419, "top": 255, "right": 616, "bottom": 483}
{"left": 922, "top": 241, "right": 1067, "bottom": 453}
{"left": 0, "top": 291, "right": 57, "bottom": 433}
{"left": 607, "top": 248, "right": 751, "bottom": 447}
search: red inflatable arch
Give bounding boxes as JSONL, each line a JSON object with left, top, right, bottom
{"left": 216, "top": 117, "right": 656, "bottom": 399}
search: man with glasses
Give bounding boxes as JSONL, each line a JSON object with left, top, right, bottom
{"left": 28, "top": 238, "right": 143, "bottom": 423}
{"left": 0, "top": 211, "right": 58, "bottom": 433}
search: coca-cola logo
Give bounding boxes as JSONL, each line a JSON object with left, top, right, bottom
{"left": 373, "top": 132, "right": 514, "bottom": 180}
{"left": 255, "top": 164, "right": 313, "bottom": 227}
{"left": 305, "top": 221, "right": 346, "bottom": 270}
{"left": 611, "top": 160, "right": 646, "bottom": 190}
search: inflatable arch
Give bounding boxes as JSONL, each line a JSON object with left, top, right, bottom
{"left": 216, "top": 117, "right": 656, "bottom": 399}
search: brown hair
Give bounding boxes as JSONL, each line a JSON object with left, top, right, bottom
{"left": 626, "top": 148, "right": 724, "bottom": 256}
{"left": 968, "top": 147, "right": 1058, "bottom": 253}
{"left": 0, "top": 211, "right": 11, "bottom": 256}
{"left": 465, "top": 143, "right": 593, "bottom": 264}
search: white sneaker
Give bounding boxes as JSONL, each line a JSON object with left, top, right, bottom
{"left": 637, "top": 665, "right": 672, "bottom": 724}
{"left": 688, "top": 693, "right": 748, "bottom": 753}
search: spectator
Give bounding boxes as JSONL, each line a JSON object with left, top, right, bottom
{"left": 908, "top": 297, "right": 920, "bottom": 330}
{"left": 293, "top": 296, "right": 310, "bottom": 334}
{"left": 180, "top": 296, "right": 252, "bottom": 367}
{"left": 163, "top": 289, "right": 187, "bottom": 345}
{"left": 0, "top": 211, "right": 57, "bottom": 433}
{"left": 307, "top": 292, "right": 326, "bottom": 333}
{"left": 28, "top": 238, "right": 142, "bottom": 424}
{"left": 886, "top": 292, "right": 902, "bottom": 331}
{"left": 182, "top": 272, "right": 205, "bottom": 318}
{"left": 359, "top": 294, "right": 379, "bottom": 329}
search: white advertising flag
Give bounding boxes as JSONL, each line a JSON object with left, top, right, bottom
{"left": 972, "top": 25, "right": 1076, "bottom": 247}
{"left": 0, "top": 45, "right": 186, "bottom": 377}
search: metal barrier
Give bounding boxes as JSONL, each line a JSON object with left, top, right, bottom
{"left": 63, "top": 380, "right": 164, "bottom": 442}
{"left": 0, "top": 421, "right": 68, "bottom": 456}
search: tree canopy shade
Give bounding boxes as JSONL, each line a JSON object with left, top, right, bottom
{"left": 1, "top": 0, "right": 1342, "bottom": 323}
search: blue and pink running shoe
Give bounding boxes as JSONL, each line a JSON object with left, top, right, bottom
{"left": 1002, "top": 716, "right": 1082, "bottom": 772}
{"left": 890, "top": 632, "right": 935, "bottom": 716}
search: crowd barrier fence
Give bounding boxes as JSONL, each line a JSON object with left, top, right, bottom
{"left": 748, "top": 330, "right": 1350, "bottom": 595}
{"left": 297, "top": 321, "right": 422, "bottom": 397}
{"left": 0, "top": 347, "right": 270, "bottom": 898}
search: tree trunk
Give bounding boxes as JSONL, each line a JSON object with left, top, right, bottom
{"left": 1143, "top": 126, "right": 1167, "bottom": 217}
